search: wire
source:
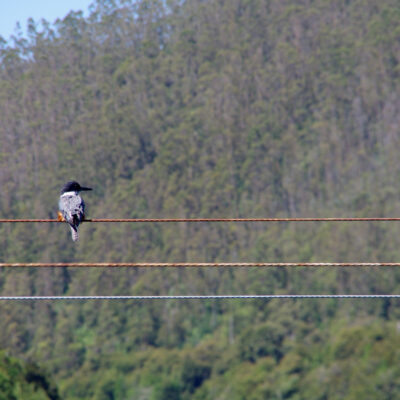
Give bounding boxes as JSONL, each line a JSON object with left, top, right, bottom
{"left": 0, "top": 294, "right": 399, "bottom": 300}
{"left": 1, "top": 262, "right": 400, "bottom": 268}
{"left": 1, "top": 217, "right": 400, "bottom": 223}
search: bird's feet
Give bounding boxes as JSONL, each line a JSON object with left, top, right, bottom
{"left": 57, "top": 211, "right": 66, "bottom": 222}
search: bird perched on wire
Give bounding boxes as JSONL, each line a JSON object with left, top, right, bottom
{"left": 58, "top": 181, "right": 92, "bottom": 242}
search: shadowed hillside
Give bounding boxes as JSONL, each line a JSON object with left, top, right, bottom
{"left": 0, "top": 351, "right": 59, "bottom": 400}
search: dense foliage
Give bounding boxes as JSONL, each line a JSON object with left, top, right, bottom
{"left": 0, "top": 351, "right": 59, "bottom": 400}
{"left": 0, "top": 0, "right": 400, "bottom": 398}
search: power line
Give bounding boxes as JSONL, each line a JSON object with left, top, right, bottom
{"left": 0, "top": 294, "right": 399, "bottom": 300}
{"left": 1, "top": 217, "right": 400, "bottom": 223}
{"left": 2, "top": 262, "right": 400, "bottom": 268}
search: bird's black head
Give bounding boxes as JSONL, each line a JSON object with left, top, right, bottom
{"left": 61, "top": 181, "right": 93, "bottom": 194}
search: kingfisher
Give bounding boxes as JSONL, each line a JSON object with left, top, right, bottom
{"left": 58, "top": 181, "right": 92, "bottom": 242}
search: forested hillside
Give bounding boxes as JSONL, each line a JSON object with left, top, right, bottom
{"left": 0, "top": 351, "right": 59, "bottom": 400}
{"left": 0, "top": 0, "right": 400, "bottom": 398}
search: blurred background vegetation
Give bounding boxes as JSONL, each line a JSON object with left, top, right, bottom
{"left": 0, "top": 0, "right": 400, "bottom": 398}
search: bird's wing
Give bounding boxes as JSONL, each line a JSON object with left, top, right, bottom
{"left": 59, "top": 195, "right": 85, "bottom": 226}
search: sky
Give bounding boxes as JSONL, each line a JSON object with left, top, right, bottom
{"left": 0, "top": 0, "right": 94, "bottom": 40}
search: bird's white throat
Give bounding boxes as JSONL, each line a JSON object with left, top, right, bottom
{"left": 61, "top": 191, "right": 78, "bottom": 197}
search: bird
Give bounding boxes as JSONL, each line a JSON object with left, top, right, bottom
{"left": 58, "top": 181, "right": 92, "bottom": 242}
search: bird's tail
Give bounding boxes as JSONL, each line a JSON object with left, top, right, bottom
{"left": 70, "top": 226, "right": 79, "bottom": 242}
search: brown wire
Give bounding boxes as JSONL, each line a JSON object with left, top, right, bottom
{"left": 1, "top": 217, "right": 400, "bottom": 223}
{"left": 1, "top": 262, "right": 400, "bottom": 268}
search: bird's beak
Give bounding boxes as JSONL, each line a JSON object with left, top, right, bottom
{"left": 81, "top": 186, "right": 92, "bottom": 191}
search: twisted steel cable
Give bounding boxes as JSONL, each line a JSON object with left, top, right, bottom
{"left": 1, "top": 217, "right": 400, "bottom": 223}
{"left": 0, "top": 294, "right": 399, "bottom": 300}
{"left": 1, "top": 262, "right": 400, "bottom": 268}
